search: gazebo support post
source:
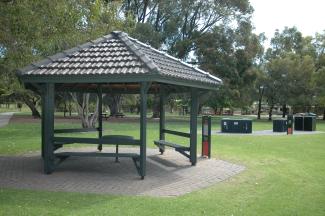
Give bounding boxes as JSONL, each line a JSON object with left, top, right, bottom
{"left": 41, "top": 85, "right": 45, "bottom": 159}
{"left": 43, "top": 83, "right": 55, "bottom": 174}
{"left": 190, "top": 88, "right": 198, "bottom": 166}
{"left": 97, "top": 85, "right": 103, "bottom": 152}
{"left": 139, "top": 82, "right": 149, "bottom": 179}
{"left": 159, "top": 85, "right": 166, "bottom": 154}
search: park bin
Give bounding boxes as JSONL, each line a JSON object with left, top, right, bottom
{"left": 294, "top": 116, "right": 304, "bottom": 130}
{"left": 221, "top": 119, "right": 252, "bottom": 133}
{"left": 294, "top": 115, "right": 316, "bottom": 131}
{"left": 273, "top": 119, "right": 287, "bottom": 132}
{"left": 303, "top": 116, "right": 316, "bottom": 131}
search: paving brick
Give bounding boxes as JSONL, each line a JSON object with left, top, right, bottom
{"left": 0, "top": 147, "right": 245, "bottom": 197}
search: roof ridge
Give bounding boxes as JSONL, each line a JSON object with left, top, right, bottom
{"left": 112, "top": 31, "right": 159, "bottom": 74}
{"left": 17, "top": 34, "right": 113, "bottom": 75}
{"left": 127, "top": 35, "right": 222, "bottom": 83}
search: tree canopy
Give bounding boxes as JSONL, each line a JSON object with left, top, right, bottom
{"left": 0, "top": 0, "right": 324, "bottom": 119}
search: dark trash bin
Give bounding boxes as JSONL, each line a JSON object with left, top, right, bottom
{"left": 304, "top": 116, "right": 316, "bottom": 131}
{"left": 221, "top": 119, "right": 252, "bottom": 133}
{"left": 294, "top": 116, "right": 304, "bottom": 131}
{"left": 294, "top": 115, "right": 316, "bottom": 131}
{"left": 273, "top": 119, "right": 287, "bottom": 132}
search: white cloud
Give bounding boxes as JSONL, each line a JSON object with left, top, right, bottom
{"left": 250, "top": 0, "right": 325, "bottom": 42}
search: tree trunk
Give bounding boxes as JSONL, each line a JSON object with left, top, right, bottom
{"left": 268, "top": 104, "right": 274, "bottom": 121}
{"left": 220, "top": 107, "right": 223, "bottom": 115}
{"left": 63, "top": 101, "right": 67, "bottom": 118}
{"left": 213, "top": 106, "right": 218, "bottom": 115}
{"left": 323, "top": 107, "right": 325, "bottom": 120}
{"left": 257, "top": 87, "right": 264, "bottom": 119}
{"left": 282, "top": 104, "right": 286, "bottom": 118}
{"left": 107, "top": 94, "right": 121, "bottom": 117}
{"left": 71, "top": 93, "right": 99, "bottom": 128}
{"left": 23, "top": 98, "right": 41, "bottom": 118}
{"left": 198, "top": 104, "right": 203, "bottom": 115}
{"left": 68, "top": 100, "right": 72, "bottom": 116}
{"left": 141, "top": 0, "right": 149, "bottom": 23}
{"left": 257, "top": 98, "right": 262, "bottom": 119}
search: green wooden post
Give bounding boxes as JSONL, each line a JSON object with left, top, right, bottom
{"left": 190, "top": 88, "right": 198, "bottom": 165}
{"left": 97, "top": 85, "right": 103, "bottom": 151}
{"left": 159, "top": 85, "right": 166, "bottom": 154}
{"left": 140, "top": 82, "right": 149, "bottom": 179}
{"left": 43, "top": 83, "right": 55, "bottom": 174}
{"left": 41, "top": 85, "right": 45, "bottom": 159}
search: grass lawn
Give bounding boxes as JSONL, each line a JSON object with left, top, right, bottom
{"left": 0, "top": 114, "right": 324, "bottom": 215}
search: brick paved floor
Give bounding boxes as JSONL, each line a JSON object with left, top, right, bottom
{"left": 0, "top": 147, "right": 245, "bottom": 197}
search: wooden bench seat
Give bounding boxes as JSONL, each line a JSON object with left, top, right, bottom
{"left": 154, "top": 140, "right": 190, "bottom": 151}
{"left": 55, "top": 152, "right": 139, "bottom": 158}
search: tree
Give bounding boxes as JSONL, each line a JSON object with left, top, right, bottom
{"left": 264, "top": 27, "right": 321, "bottom": 117}
{"left": 196, "top": 23, "right": 265, "bottom": 110}
{"left": 204, "top": 86, "right": 232, "bottom": 115}
{"left": 124, "top": 0, "right": 254, "bottom": 57}
{"left": 265, "top": 27, "right": 304, "bottom": 60}
{"left": 71, "top": 93, "right": 100, "bottom": 128}
{"left": 123, "top": 0, "right": 255, "bottom": 117}
{"left": 0, "top": 0, "right": 133, "bottom": 120}
{"left": 103, "top": 94, "right": 122, "bottom": 117}
{"left": 254, "top": 67, "right": 267, "bottom": 119}
{"left": 266, "top": 53, "right": 315, "bottom": 117}
{"left": 314, "top": 68, "right": 325, "bottom": 120}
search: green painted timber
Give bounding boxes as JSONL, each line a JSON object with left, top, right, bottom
{"left": 159, "top": 85, "right": 166, "bottom": 141}
{"left": 53, "top": 137, "right": 140, "bottom": 145}
{"left": 159, "top": 85, "right": 166, "bottom": 154}
{"left": 55, "top": 152, "right": 139, "bottom": 158}
{"left": 41, "top": 84, "right": 45, "bottom": 159}
{"left": 154, "top": 140, "right": 190, "bottom": 151}
{"left": 98, "top": 85, "right": 103, "bottom": 151}
{"left": 43, "top": 83, "right": 55, "bottom": 174}
{"left": 139, "top": 82, "right": 149, "bottom": 179}
{"left": 162, "top": 129, "right": 191, "bottom": 138}
{"left": 19, "top": 74, "right": 218, "bottom": 91}
{"left": 54, "top": 128, "right": 99, "bottom": 134}
{"left": 55, "top": 86, "right": 190, "bottom": 94}
{"left": 190, "top": 88, "right": 198, "bottom": 166}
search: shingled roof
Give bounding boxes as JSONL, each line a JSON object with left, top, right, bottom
{"left": 17, "top": 31, "right": 222, "bottom": 90}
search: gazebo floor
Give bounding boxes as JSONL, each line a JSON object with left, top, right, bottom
{"left": 0, "top": 147, "right": 245, "bottom": 197}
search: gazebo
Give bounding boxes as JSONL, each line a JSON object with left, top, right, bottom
{"left": 17, "top": 31, "right": 222, "bottom": 179}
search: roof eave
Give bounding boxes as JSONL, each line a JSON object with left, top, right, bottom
{"left": 18, "top": 73, "right": 219, "bottom": 91}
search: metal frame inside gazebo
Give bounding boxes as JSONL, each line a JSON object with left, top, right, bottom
{"left": 17, "top": 31, "right": 221, "bottom": 179}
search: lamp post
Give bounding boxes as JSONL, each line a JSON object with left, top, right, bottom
{"left": 257, "top": 85, "right": 265, "bottom": 119}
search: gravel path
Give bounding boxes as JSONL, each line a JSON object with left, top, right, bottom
{"left": 0, "top": 112, "right": 15, "bottom": 128}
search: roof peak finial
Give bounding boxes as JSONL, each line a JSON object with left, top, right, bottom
{"left": 112, "top": 31, "right": 128, "bottom": 37}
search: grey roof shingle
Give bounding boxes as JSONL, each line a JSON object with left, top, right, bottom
{"left": 18, "top": 31, "right": 221, "bottom": 88}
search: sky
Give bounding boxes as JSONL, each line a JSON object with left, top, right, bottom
{"left": 250, "top": 0, "right": 325, "bottom": 43}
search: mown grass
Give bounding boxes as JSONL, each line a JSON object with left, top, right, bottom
{"left": 0, "top": 114, "right": 324, "bottom": 215}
